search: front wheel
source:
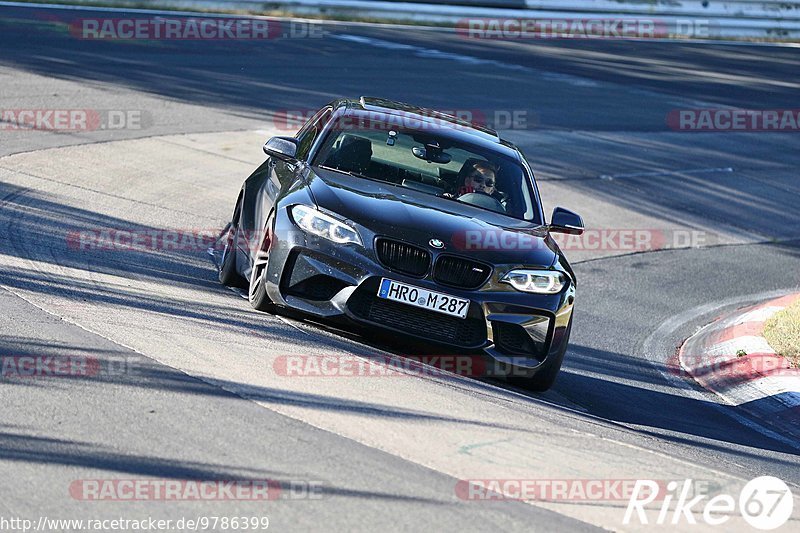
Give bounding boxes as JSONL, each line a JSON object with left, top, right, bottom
{"left": 219, "top": 224, "right": 247, "bottom": 288}
{"left": 248, "top": 226, "right": 275, "bottom": 312}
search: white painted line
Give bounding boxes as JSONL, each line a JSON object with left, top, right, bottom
{"left": 332, "top": 33, "right": 599, "bottom": 87}
{"left": 599, "top": 167, "right": 734, "bottom": 180}
{"left": 706, "top": 336, "right": 775, "bottom": 357}
{"left": 734, "top": 306, "right": 784, "bottom": 324}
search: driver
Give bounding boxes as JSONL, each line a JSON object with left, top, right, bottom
{"left": 458, "top": 161, "right": 497, "bottom": 196}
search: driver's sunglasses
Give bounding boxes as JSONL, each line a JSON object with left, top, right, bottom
{"left": 469, "top": 174, "right": 494, "bottom": 187}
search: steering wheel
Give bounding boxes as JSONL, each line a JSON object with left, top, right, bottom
{"left": 457, "top": 192, "right": 506, "bottom": 213}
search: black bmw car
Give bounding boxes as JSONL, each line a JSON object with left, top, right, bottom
{"left": 219, "top": 97, "right": 584, "bottom": 391}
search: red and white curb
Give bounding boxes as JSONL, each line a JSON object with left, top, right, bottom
{"left": 675, "top": 293, "right": 800, "bottom": 428}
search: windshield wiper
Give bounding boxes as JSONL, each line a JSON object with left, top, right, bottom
{"left": 317, "top": 164, "right": 370, "bottom": 180}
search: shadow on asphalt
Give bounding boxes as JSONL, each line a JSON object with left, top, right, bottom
{"left": 2, "top": 7, "right": 800, "bottom": 487}
{"left": 1, "top": 179, "right": 799, "bottom": 462}
{"left": 0, "top": 426, "right": 444, "bottom": 503}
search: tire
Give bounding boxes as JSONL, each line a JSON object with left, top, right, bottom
{"left": 218, "top": 223, "right": 247, "bottom": 288}
{"left": 513, "top": 317, "right": 573, "bottom": 392}
{"left": 248, "top": 220, "right": 275, "bottom": 312}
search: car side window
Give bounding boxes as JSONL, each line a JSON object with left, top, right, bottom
{"left": 295, "top": 107, "right": 332, "bottom": 161}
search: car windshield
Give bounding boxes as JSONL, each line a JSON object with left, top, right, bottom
{"left": 312, "top": 118, "right": 539, "bottom": 222}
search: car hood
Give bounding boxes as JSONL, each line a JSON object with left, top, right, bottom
{"left": 308, "top": 168, "right": 558, "bottom": 268}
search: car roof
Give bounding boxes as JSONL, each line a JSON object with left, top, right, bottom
{"left": 330, "top": 96, "right": 522, "bottom": 161}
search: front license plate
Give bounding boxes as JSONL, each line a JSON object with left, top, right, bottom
{"left": 377, "top": 278, "right": 470, "bottom": 319}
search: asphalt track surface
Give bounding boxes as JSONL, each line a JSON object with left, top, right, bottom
{"left": 1, "top": 4, "right": 800, "bottom": 531}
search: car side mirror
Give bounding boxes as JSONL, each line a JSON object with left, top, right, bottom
{"left": 548, "top": 207, "right": 584, "bottom": 235}
{"left": 263, "top": 136, "right": 298, "bottom": 161}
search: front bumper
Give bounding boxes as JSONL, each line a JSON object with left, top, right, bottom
{"left": 263, "top": 211, "right": 575, "bottom": 372}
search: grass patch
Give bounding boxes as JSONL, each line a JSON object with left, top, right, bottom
{"left": 764, "top": 299, "right": 800, "bottom": 368}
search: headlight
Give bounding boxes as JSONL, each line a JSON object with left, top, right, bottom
{"left": 289, "top": 205, "right": 362, "bottom": 246}
{"left": 501, "top": 269, "right": 566, "bottom": 294}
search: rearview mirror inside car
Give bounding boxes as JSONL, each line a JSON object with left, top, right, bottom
{"left": 411, "top": 141, "right": 451, "bottom": 164}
